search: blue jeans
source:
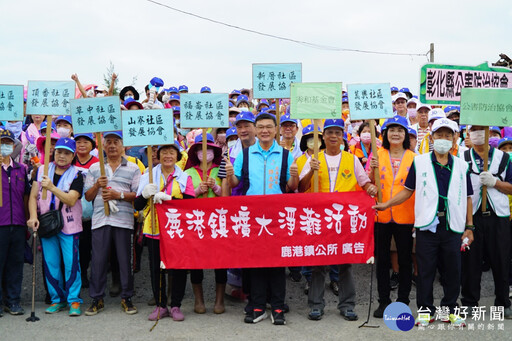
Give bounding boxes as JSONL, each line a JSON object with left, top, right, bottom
{"left": 41, "top": 232, "right": 82, "bottom": 304}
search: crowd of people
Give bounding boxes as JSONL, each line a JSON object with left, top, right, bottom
{"left": 1, "top": 75, "right": 511, "bottom": 328}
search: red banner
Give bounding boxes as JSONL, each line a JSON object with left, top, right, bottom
{"left": 156, "top": 191, "right": 375, "bottom": 269}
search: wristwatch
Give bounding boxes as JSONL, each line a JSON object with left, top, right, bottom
{"left": 120, "top": 192, "right": 125, "bottom": 200}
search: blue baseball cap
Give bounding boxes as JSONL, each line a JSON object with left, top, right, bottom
{"left": 390, "top": 86, "right": 399, "bottom": 92}
{"left": 74, "top": 133, "right": 96, "bottom": 149}
{"left": 194, "top": 133, "right": 214, "bottom": 144}
{"left": 236, "top": 95, "right": 249, "bottom": 106}
{"left": 302, "top": 124, "right": 322, "bottom": 136}
{"left": 267, "top": 104, "right": 276, "bottom": 113}
{"left": 55, "top": 115, "right": 72, "bottom": 125}
{"left": 172, "top": 106, "right": 180, "bottom": 114}
{"left": 228, "top": 101, "right": 234, "bottom": 108}
{"left": 235, "top": 111, "right": 255, "bottom": 124}
{"left": 383, "top": 116, "right": 409, "bottom": 131}
{"left": 169, "top": 94, "right": 180, "bottom": 103}
{"left": 230, "top": 89, "right": 241, "bottom": 97}
{"left": 200, "top": 86, "right": 211, "bottom": 93}
{"left": 0, "top": 129, "right": 16, "bottom": 142}
{"left": 399, "top": 87, "right": 412, "bottom": 98}
{"left": 226, "top": 127, "right": 237, "bottom": 139}
{"left": 178, "top": 85, "right": 188, "bottom": 93}
{"left": 103, "top": 131, "right": 123, "bottom": 139}
{"left": 123, "top": 98, "right": 143, "bottom": 109}
{"left": 408, "top": 126, "right": 417, "bottom": 137}
{"left": 40, "top": 121, "right": 57, "bottom": 132}
{"left": 342, "top": 96, "right": 349, "bottom": 103}
{"left": 256, "top": 99, "right": 269, "bottom": 111}
{"left": 149, "top": 77, "right": 164, "bottom": 89}
{"left": 168, "top": 86, "right": 178, "bottom": 94}
{"left": 323, "top": 119, "right": 345, "bottom": 130}
{"left": 490, "top": 126, "right": 502, "bottom": 136}
{"left": 55, "top": 137, "right": 76, "bottom": 153}
{"left": 498, "top": 137, "right": 512, "bottom": 149}
{"left": 280, "top": 114, "right": 298, "bottom": 126}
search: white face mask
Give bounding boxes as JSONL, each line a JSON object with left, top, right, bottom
{"left": 197, "top": 149, "right": 215, "bottom": 162}
{"left": 1, "top": 144, "right": 14, "bottom": 157}
{"left": 469, "top": 130, "right": 486, "bottom": 146}
{"left": 360, "top": 132, "right": 372, "bottom": 144}
{"left": 96, "top": 92, "right": 105, "bottom": 97}
{"left": 306, "top": 137, "right": 315, "bottom": 150}
{"left": 57, "top": 127, "right": 71, "bottom": 138}
{"left": 407, "top": 108, "right": 417, "bottom": 118}
{"left": 227, "top": 140, "right": 237, "bottom": 149}
{"left": 124, "top": 95, "right": 134, "bottom": 101}
{"left": 433, "top": 139, "right": 453, "bottom": 154}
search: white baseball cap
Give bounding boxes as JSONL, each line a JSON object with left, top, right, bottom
{"left": 432, "top": 118, "right": 457, "bottom": 133}
{"left": 428, "top": 108, "right": 446, "bottom": 122}
{"left": 392, "top": 93, "right": 408, "bottom": 103}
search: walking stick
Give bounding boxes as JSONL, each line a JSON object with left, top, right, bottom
{"left": 358, "top": 260, "right": 379, "bottom": 329}
{"left": 26, "top": 232, "right": 40, "bottom": 322}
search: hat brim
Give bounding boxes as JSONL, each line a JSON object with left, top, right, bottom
{"left": 126, "top": 102, "right": 144, "bottom": 110}
{"left": 119, "top": 86, "right": 140, "bottom": 101}
{"left": 55, "top": 146, "right": 76, "bottom": 153}
{"left": 185, "top": 142, "right": 223, "bottom": 169}
{"left": 300, "top": 133, "right": 325, "bottom": 152}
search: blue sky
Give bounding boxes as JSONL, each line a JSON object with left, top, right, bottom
{"left": 1, "top": 0, "right": 510, "bottom": 97}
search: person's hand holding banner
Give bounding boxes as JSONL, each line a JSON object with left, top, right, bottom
{"left": 154, "top": 192, "right": 172, "bottom": 204}
{"left": 142, "top": 183, "right": 159, "bottom": 199}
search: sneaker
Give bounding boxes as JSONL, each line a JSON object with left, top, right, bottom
{"left": 85, "top": 299, "right": 104, "bottom": 316}
{"left": 340, "top": 309, "right": 358, "bottom": 321}
{"left": 304, "top": 281, "right": 311, "bottom": 295}
{"left": 121, "top": 297, "right": 138, "bottom": 315}
{"left": 271, "top": 309, "right": 286, "bottom": 325}
{"left": 505, "top": 306, "right": 512, "bottom": 319}
{"left": 4, "top": 303, "right": 25, "bottom": 315}
{"left": 170, "top": 306, "right": 185, "bottom": 321}
{"left": 148, "top": 306, "right": 169, "bottom": 321}
{"left": 373, "top": 303, "right": 388, "bottom": 318}
{"left": 69, "top": 302, "right": 81, "bottom": 316}
{"left": 45, "top": 302, "right": 67, "bottom": 314}
{"left": 289, "top": 271, "right": 302, "bottom": 282}
{"left": 449, "top": 314, "right": 466, "bottom": 327}
{"left": 244, "top": 308, "right": 268, "bottom": 324}
{"left": 308, "top": 308, "right": 324, "bottom": 321}
{"left": 415, "top": 314, "right": 434, "bottom": 327}
{"left": 390, "top": 272, "right": 399, "bottom": 290}
{"left": 329, "top": 281, "right": 339, "bottom": 296}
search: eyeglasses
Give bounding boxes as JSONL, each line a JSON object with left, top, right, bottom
{"left": 324, "top": 130, "right": 343, "bottom": 136}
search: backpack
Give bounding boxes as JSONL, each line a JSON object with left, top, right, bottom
{"left": 463, "top": 149, "right": 510, "bottom": 181}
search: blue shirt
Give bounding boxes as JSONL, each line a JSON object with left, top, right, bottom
{"left": 234, "top": 140, "right": 293, "bottom": 195}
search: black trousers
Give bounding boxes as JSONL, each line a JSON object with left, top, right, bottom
{"left": 375, "top": 222, "right": 413, "bottom": 305}
{"left": 79, "top": 220, "right": 92, "bottom": 279}
{"left": 250, "top": 267, "right": 285, "bottom": 310}
{"left": 461, "top": 210, "right": 511, "bottom": 308}
{"left": 169, "top": 269, "right": 188, "bottom": 308}
{"left": 146, "top": 237, "right": 167, "bottom": 308}
{"left": 416, "top": 222, "right": 461, "bottom": 315}
{"left": 190, "top": 269, "right": 227, "bottom": 285}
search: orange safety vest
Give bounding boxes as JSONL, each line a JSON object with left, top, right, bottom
{"left": 317, "top": 151, "right": 358, "bottom": 193}
{"left": 376, "top": 148, "right": 415, "bottom": 224}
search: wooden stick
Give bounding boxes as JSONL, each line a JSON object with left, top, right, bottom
{"left": 313, "top": 119, "right": 320, "bottom": 193}
{"left": 0, "top": 139, "right": 3, "bottom": 206}
{"left": 481, "top": 127, "right": 490, "bottom": 213}
{"left": 42, "top": 116, "right": 52, "bottom": 200}
{"left": 369, "top": 120, "right": 382, "bottom": 202}
{"left": 148, "top": 146, "right": 155, "bottom": 232}
{"left": 202, "top": 129, "right": 208, "bottom": 198}
{"left": 96, "top": 132, "right": 110, "bottom": 216}
{"left": 275, "top": 98, "right": 281, "bottom": 142}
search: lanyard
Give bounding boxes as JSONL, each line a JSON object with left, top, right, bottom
{"left": 361, "top": 144, "right": 369, "bottom": 159}
{"left": 162, "top": 172, "right": 175, "bottom": 196}
{"left": 324, "top": 153, "right": 342, "bottom": 192}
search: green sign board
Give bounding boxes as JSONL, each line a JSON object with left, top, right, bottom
{"left": 290, "top": 82, "right": 342, "bottom": 119}
{"left": 419, "top": 62, "right": 512, "bottom": 105}
{"left": 460, "top": 88, "right": 512, "bottom": 126}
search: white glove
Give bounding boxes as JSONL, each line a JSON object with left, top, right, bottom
{"left": 142, "top": 183, "right": 159, "bottom": 199}
{"left": 142, "top": 102, "right": 153, "bottom": 110}
{"left": 108, "top": 200, "right": 120, "bottom": 213}
{"left": 154, "top": 192, "right": 172, "bottom": 204}
{"left": 162, "top": 94, "right": 170, "bottom": 104}
{"left": 479, "top": 171, "right": 497, "bottom": 187}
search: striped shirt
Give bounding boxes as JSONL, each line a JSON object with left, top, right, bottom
{"left": 85, "top": 157, "right": 141, "bottom": 230}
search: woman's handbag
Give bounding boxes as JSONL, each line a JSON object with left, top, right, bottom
{"left": 37, "top": 201, "right": 64, "bottom": 238}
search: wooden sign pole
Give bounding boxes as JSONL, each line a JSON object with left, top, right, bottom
{"left": 95, "top": 132, "right": 110, "bottom": 216}
{"left": 42, "top": 115, "right": 52, "bottom": 200}
{"left": 369, "top": 120, "right": 382, "bottom": 202}
{"left": 0, "top": 138, "right": 3, "bottom": 206}
{"left": 148, "top": 146, "right": 155, "bottom": 230}
{"left": 481, "top": 126, "right": 490, "bottom": 213}
{"left": 202, "top": 129, "right": 208, "bottom": 198}
{"left": 313, "top": 119, "right": 320, "bottom": 193}
{"left": 275, "top": 98, "right": 281, "bottom": 142}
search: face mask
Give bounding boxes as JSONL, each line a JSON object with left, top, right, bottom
{"left": 433, "top": 139, "right": 453, "bottom": 154}
{"left": 489, "top": 137, "right": 500, "bottom": 148}
{"left": 306, "top": 137, "right": 315, "bottom": 150}
{"left": 57, "top": 127, "right": 71, "bottom": 138}
{"left": 216, "top": 133, "right": 226, "bottom": 145}
{"left": 175, "top": 118, "right": 181, "bottom": 126}
{"left": 96, "top": 92, "right": 105, "bottom": 97}
{"left": 360, "top": 132, "right": 372, "bottom": 144}
{"left": 5, "top": 122, "right": 22, "bottom": 138}
{"left": 197, "top": 149, "right": 215, "bottom": 162}
{"left": 178, "top": 128, "right": 190, "bottom": 136}
{"left": 227, "top": 140, "right": 237, "bottom": 149}
{"left": 86, "top": 89, "right": 95, "bottom": 98}
{"left": 407, "top": 109, "right": 417, "bottom": 119}
{"left": 124, "top": 95, "right": 134, "bottom": 101}
{"left": 1, "top": 144, "right": 14, "bottom": 157}
{"left": 469, "top": 130, "right": 485, "bottom": 146}
{"left": 239, "top": 105, "right": 249, "bottom": 110}
{"left": 229, "top": 117, "right": 236, "bottom": 124}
